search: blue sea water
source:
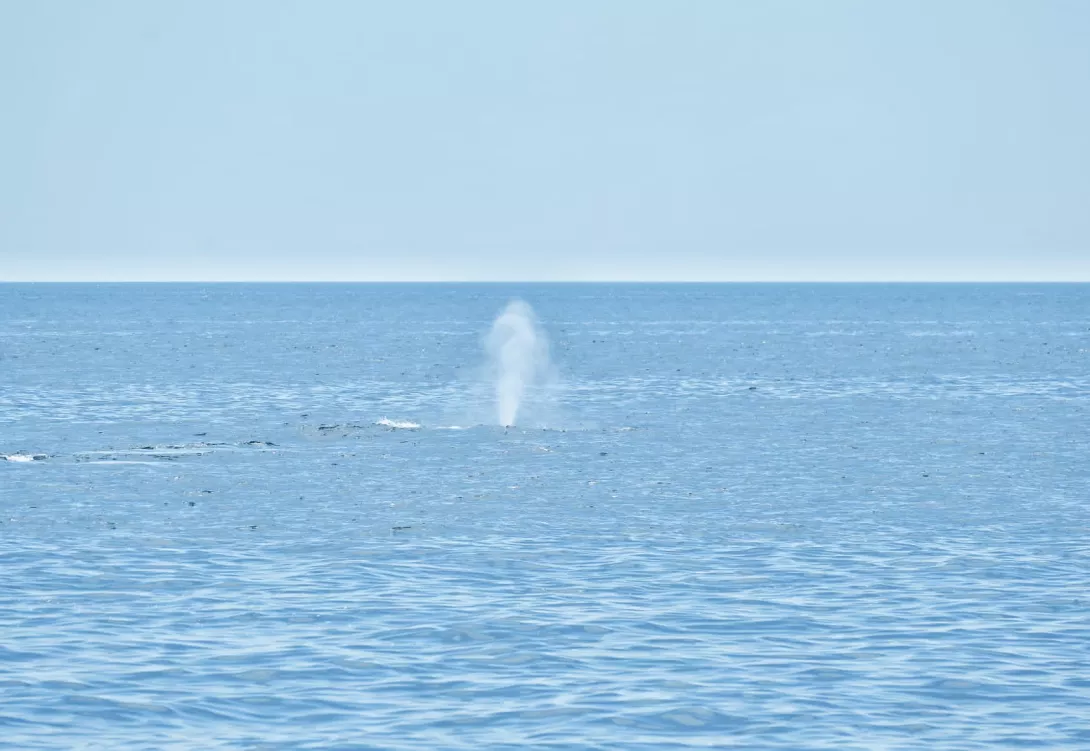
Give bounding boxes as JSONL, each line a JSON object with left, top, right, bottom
{"left": 1, "top": 282, "right": 1088, "bottom": 750}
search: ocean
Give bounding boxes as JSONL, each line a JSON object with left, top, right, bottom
{"left": 2, "top": 283, "right": 1088, "bottom": 749}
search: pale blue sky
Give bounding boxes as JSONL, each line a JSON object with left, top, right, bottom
{"left": 1, "top": 1, "right": 1087, "bottom": 281}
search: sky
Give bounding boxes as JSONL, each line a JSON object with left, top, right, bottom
{"left": 1, "top": 1, "right": 1087, "bottom": 281}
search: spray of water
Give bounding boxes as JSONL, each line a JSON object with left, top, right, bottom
{"left": 485, "top": 300, "right": 552, "bottom": 427}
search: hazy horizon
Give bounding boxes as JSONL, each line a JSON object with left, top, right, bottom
{"left": 22, "top": 278, "right": 1090, "bottom": 284}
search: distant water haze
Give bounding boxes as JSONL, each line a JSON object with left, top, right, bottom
{"left": 485, "top": 300, "right": 553, "bottom": 427}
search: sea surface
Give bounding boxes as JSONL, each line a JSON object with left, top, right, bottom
{"left": 2, "top": 283, "right": 1088, "bottom": 750}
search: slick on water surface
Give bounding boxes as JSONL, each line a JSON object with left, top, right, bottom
{"left": 485, "top": 300, "right": 552, "bottom": 428}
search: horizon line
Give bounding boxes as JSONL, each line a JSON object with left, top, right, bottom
{"left": 2, "top": 279, "right": 1089, "bottom": 285}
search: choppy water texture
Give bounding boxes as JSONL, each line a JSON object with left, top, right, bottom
{"left": 2, "top": 283, "right": 1089, "bottom": 750}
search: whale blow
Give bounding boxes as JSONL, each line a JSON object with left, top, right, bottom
{"left": 485, "top": 300, "right": 551, "bottom": 427}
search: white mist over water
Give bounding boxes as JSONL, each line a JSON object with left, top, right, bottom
{"left": 485, "top": 300, "right": 552, "bottom": 427}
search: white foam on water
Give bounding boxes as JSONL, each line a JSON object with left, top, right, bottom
{"left": 3, "top": 453, "right": 45, "bottom": 462}
{"left": 376, "top": 418, "right": 421, "bottom": 430}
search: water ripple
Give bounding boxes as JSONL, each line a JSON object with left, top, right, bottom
{"left": 2, "top": 284, "right": 1088, "bottom": 749}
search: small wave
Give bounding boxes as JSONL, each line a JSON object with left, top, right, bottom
{"left": 2, "top": 453, "right": 47, "bottom": 462}
{"left": 376, "top": 418, "right": 421, "bottom": 430}
{"left": 906, "top": 330, "right": 976, "bottom": 337}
